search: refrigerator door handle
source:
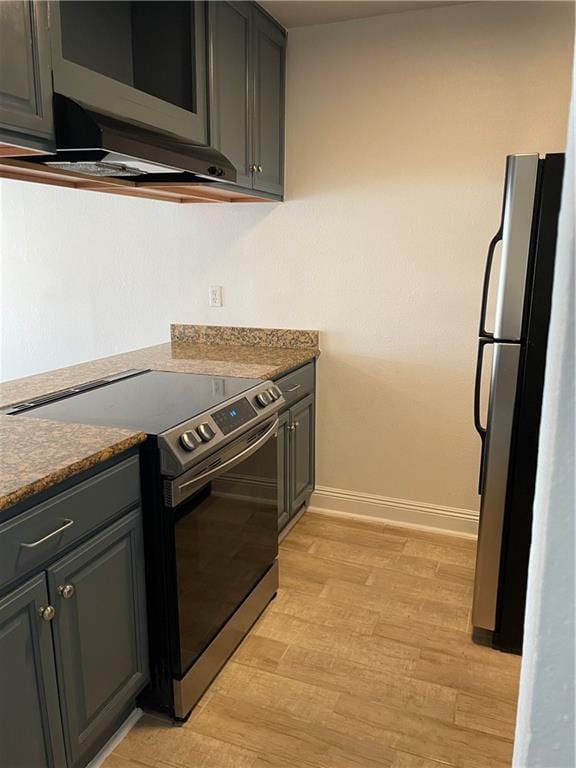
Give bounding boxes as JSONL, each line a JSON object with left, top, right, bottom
{"left": 478, "top": 231, "right": 501, "bottom": 338}
{"left": 474, "top": 337, "right": 493, "bottom": 441}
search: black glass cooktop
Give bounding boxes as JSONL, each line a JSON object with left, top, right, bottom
{"left": 17, "top": 370, "right": 261, "bottom": 435}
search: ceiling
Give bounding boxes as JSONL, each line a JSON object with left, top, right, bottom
{"left": 259, "top": 1, "right": 468, "bottom": 29}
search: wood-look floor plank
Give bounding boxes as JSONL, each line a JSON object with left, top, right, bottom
{"left": 114, "top": 714, "right": 259, "bottom": 768}
{"left": 279, "top": 529, "right": 316, "bottom": 553}
{"left": 268, "top": 644, "right": 457, "bottom": 724}
{"left": 413, "top": 649, "right": 520, "bottom": 703}
{"left": 210, "top": 661, "right": 341, "bottom": 724}
{"left": 390, "top": 752, "right": 455, "bottom": 768}
{"left": 320, "top": 577, "right": 423, "bottom": 617}
{"left": 101, "top": 754, "right": 163, "bottom": 768}
{"left": 278, "top": 547, "right": 373, "bottom": 593}
{"left": 307, "top": 537, "right": 402, "bottom": 568}
{"left": 188, "top": 692, "right": 396, "bottom": 768}
{"left": 254, "top": 609, "right": 418, "bottom": 675}
{"left": 251, "top": 754, "right": 321, "bottom": 768}
{"left": 402, "top": 539, "right": 476, "bottom": 568}
{"left": 454, "top": 691, "right": 517, "bottom": 740}
{"left": 108, "top": 511, "right": 520, "bottom": 768}
{"left": 373, "top": 617, "right": 522, "bottom": 671}
{"left": 332, "top": 695, "right": 514, "bottom": 767}
{"left": 297, "top": 513, "right": 408, "bottom": 551}
{"left": 230, "top": 634, "right": 289, "bottom": 673}
{"left": 435, "top": 561, "right": 476, "bottom": 585}
{"left": 271, "top": 586, "right": 381, "bottom": 635}
{"left": 366, "top": 567, "right": 473, "bottom": 606}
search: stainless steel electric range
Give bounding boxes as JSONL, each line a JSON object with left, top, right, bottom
{"left": 7, "top": 369, "right": 285, "bottom": 720}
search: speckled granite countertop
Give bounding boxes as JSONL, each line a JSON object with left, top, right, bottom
{"left": 0, "top": 325, "right": 319, "bottom": 513}
{"left": 0, "top": 415, "right": 146, "bottom": 514}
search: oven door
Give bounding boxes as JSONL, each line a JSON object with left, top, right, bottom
{"left": 166, "top": 418, "right": 280, "bottom": 679}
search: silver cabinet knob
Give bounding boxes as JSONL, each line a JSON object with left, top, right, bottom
{"left": 257, "top": 164, "right": 263, "bottom": 173}
{"left": 58, "top": 584, "right": 75, "bottom": 600}
{"left": 39, "top": 605, "right": 55, "bottom": 621}
{"left": 249, "top": 164, "right": 256, "bottom": 173}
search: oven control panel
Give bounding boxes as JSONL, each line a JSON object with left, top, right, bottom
{"left": 158, "top": 380, "right": 285, "bottom": 476}
{"left": 212, "top": 397, "right": 257, "bottom": 435}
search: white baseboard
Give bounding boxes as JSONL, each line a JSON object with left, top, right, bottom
{"left": 308, "top": 486, "right": 479, "bottom": 538}
{"left": 85, "top": 708, "right": 143, "bottom": 768}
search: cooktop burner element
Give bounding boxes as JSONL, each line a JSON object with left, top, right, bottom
{"left": 11, "top": 370, "right": 260, "bottom": 433}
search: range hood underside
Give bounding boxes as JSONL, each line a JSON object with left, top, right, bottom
{"left": 0, "top": 152, "right": 275, "bottom": 204}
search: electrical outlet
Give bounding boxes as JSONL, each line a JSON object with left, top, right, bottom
{"left": 209, "top": 285, "right": 223, "bottom": 307}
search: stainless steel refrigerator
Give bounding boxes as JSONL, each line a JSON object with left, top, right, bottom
{"left": 472, "top": 152, "right": 565, "bottom": 653}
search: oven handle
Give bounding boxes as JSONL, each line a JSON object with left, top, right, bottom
{"left": 169, "top": 418, "right": 279, "bottom": 506}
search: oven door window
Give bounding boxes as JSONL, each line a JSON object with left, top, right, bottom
{"left": 174, "top": 430, "right": 279, "bottom": 677}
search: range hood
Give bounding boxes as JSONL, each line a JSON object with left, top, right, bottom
{"left": 30, "top": 95, "right": 237, "bottom": 183}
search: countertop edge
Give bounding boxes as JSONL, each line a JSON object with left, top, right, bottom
{"left": 0, "top": 343, "right": 319, "bottom": 514}
{"left": 0, "top": 431, "right": 147, "bottom": 513}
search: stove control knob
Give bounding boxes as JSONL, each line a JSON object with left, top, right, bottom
{"left": 255, "top": 391, "right": 272, "bottom": 408}
{"left": 197, "top": 423, "right": 215, "bottom": 442}
{"left": 267, "top": 387, "right": 280, "bottom": 401}
{"left": 180, "top": 431, "right": 199, "bottom": 452}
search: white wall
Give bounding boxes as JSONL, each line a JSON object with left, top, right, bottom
{"left": 513, "top": 55, "right": 575, "bottom": 768}
{"left": 0, "top": 1, "right": 573, "bottom": 518}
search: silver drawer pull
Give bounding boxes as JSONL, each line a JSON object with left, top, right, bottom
{"left": 285, "top": 384, "right": 301, "bottom": 393}
{"left": 20, "top": 519, "right": 75, "bottom": 549}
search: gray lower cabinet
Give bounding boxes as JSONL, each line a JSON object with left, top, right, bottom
{"left": 290, "top": 394, "right": 315, "bottom": 514}
{"left": 0, "top": 0, "right": 54, "bottom": 150}
{"left": 47, "top": 511, "right": 148, "bottom": 768}
{"left": 277, "top": 410, "right": 291, "bottom": 531}
{"left": 0, "top": 457, "right": 148, "bottom": 768}
{"left": 209, "top": 1, "right": 285, "bottom": 197}
{"left": 0, "top": 574, "right": 66, "bottom": 768}
{"left": 276, "top": 365, "right": 316, "bottom": 532}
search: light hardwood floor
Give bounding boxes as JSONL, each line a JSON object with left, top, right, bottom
{"left": 105, "top": 511, "right": 521, "bottom": 768}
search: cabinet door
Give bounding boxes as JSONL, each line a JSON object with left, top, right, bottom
{"left": 0, "top": 1, "right": 54, "bottom": 149}
{"left": 252, "top": 8, "right": 285, "bottom": 196}
{"left": 209, "top": 1, "right": 253, "bottom": 188}
{"left": 290, "top": 394, "right": 315, "bottom": 516}
{"left": 47, "top": 511, "right": 149, "bottom": 768}
{"left": 277, "top": 410, "right": 291, "bottom": 532}
{"left": 0, "top": 574, "right": 66, "bottom": 768}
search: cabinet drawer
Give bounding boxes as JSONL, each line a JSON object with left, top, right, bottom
{"left": 0, "top": 456, "right": 140, "bottom": 593}
{"left": 275, "top": 362, "right": 315, "bottom": 408}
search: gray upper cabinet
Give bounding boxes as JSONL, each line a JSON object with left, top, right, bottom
{"left": 46, "top": 510, "right": 148, "bottom": 768}
{"left": 209, "top": 1, "right": 252, "bottom": 188}
{"left": 0, "top": 1, "right": 54, "bottom": 150}
{"left": 209, "top": 1, "right": 285, "bottom": 197}
{"left": 0, "top": 574, "right": 66, "bottom": 768}
{"left": 49, "top": 1, "right": 208, "bottom": 144}
{"left": 252, "top": 8, "right": 285, "bottom": 196}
